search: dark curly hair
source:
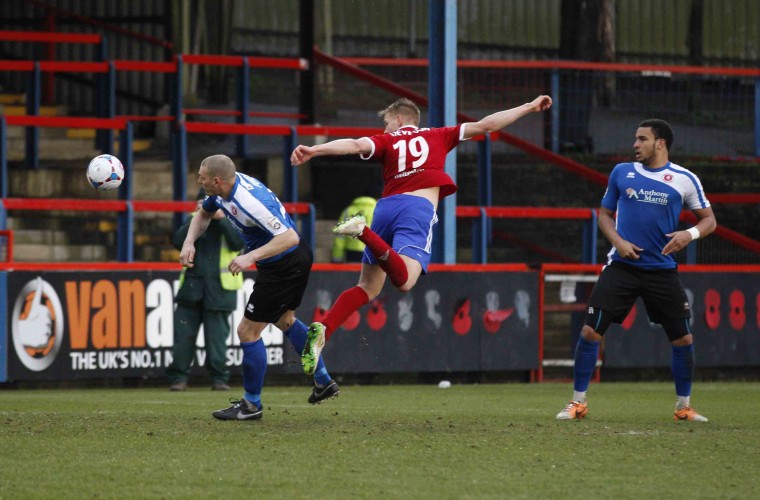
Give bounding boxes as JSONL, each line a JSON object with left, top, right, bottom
{"left": 638, "top": 119, "right": 674, "bottom": 150}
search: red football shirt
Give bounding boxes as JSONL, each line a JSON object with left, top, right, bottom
{"left": 360, "top": 124, "right": 465, "bottom": 199}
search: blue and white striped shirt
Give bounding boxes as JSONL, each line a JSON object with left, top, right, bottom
{"left": 202, "top": 172, "right": 297, "bottom": 264}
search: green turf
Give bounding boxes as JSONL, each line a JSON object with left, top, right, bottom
{"left": 1, "top": 382, "right": 758, "bottom": 499}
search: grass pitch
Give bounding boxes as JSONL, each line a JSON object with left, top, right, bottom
{"left": 1, "top": 382, "right": 758, "bottom": 499}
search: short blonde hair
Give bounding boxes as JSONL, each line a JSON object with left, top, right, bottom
{"left": 378, "top": 98, "right": 420, "bottom": 125}
{"left": 201, "top": 154, "right": 236, "bottom": 181}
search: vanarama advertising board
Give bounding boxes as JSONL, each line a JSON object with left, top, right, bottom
{"left": 4, "top": 266, "right": 758, "bottom": 382}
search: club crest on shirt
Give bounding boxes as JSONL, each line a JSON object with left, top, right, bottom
{"left": 663, "top": 173, "right": 673, "bottom": 182}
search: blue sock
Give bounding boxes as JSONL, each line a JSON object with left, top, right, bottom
{"left": 241, "top": 339, "right": 267, "bottom": 409}
{"left": 573, "top": 336, "right": 600, "bottom": 393}
{"left": 671, "top": 344, "right": 694, "bottom": 397}
{"left": 284, "top": 319, "right": 332, "bottom": 386}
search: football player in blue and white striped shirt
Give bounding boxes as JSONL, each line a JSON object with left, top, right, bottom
{"left": 180, "top": 154, "right": 339, "bottom": 421}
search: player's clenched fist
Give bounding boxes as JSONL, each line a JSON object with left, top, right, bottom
{"left": 290, "top": 144, "right": 317, "bottom": 166}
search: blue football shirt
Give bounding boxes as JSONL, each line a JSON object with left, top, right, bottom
{"left": 202, "top": 172, "right": 297, "bottom": 264}
{"left": 601, "top": 161, "right": 710, "bottom": 270}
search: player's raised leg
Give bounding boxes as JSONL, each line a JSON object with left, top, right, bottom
{"left": 334, "top": 213, "right": 409, "bottom": 288}
{"left": 301, "top": 264, "right": 388, "bottom": 375}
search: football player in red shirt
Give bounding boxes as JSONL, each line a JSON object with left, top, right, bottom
{"left": 290, "top": 95, "right": 552, "bottom": 375}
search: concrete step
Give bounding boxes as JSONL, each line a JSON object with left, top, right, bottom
{"left": 131, "top": 169, "right": 174, "bottom": 199}
{"left": 0, "top": 93, "right": 25, "bottom": 105}
{"left": 10, "top": 168, "right": 98, "bottom": 198}
{"left": 7, "top": 159, "right": 174, "bottom": 198}
{"left": 6, "top": 125, "right": 69, "bottom": 139}
{"left": 7, "top": 137, "right": 101, "bottom": 161}
{"left": 6, "top": 136, "right": 153, "bottom": 161}
{"left": 12, "top": 243, "right": 107, "bottom": 261}
{"left": 66, "top": 128, "right": 98, "bottom": 139}
{"left": 63, "top": 128, "right": 153, "bottom": 152}
{"left": 10, "top": 229, "right": 69, "bottom": 245}
{"left": 114, "top": 138, "right": 153, "bottom": 154}
{"left": 0, "top": 104, "right": 64, "bottom": 116}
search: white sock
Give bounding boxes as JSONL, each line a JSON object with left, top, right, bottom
{"left": 573, "top": 391, "right": 587, "bottom": 403}
{"left": 676, "top": 396, "right": 690, "bottom": 408}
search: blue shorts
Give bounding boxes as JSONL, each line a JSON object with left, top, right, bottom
{"left": 362, "top": 194, "right": 437, "bottom": 273}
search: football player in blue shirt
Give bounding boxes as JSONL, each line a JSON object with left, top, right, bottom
{"left": 179, "top": 154, "right": 339, "bottom": 421}
{"left": 556, "top": 119, "right": 717, "bottom": 422}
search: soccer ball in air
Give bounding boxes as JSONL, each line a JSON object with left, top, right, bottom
{"left": 86, "top": 154, "right": 124, "bottom": 191}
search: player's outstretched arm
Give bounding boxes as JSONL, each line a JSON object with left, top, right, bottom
{"left": 462, "top": 95, "right": 553, "bottom": 140}
{"left": 291, "top": 138, "right": 373, "bottom": 166}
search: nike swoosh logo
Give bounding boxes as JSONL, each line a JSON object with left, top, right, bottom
{"left": 237, "top": 409, "right": 260, "bottom": 420}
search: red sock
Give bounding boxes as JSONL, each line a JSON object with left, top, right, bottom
{"left": 323, "top": 286, "right": 370, "bottom": 341}
{"left": 358, "top": 227, "right": 409, "bottom": 287}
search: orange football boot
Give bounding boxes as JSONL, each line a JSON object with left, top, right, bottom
{"left": 674, "top": 406, "right": 708, "bottom": 422}
{"left": 556, "top": 400, "right": 589, "bottom": 420}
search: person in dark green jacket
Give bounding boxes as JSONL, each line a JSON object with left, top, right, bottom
{"left": 167, "top": 192, "right": 245, "bottom": 391}
{"left": 332, "top": 196, "right": 377, "bottom": 263}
